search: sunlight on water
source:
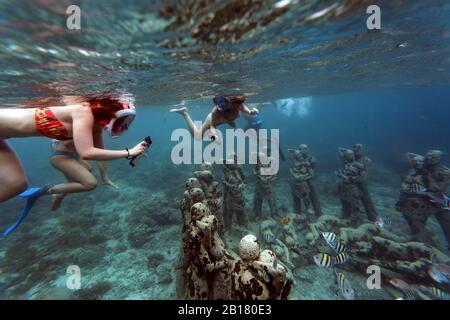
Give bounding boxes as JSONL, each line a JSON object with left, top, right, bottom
{"left": 271, "top": 97, "right": 312, "bottom": 118}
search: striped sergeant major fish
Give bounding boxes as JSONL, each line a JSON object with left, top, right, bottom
{"left": 333, "top": 252, "right": 350, "bottom": 265}
{"left": 262, "top": 271, "right": 271, "bottom": 283}
{"left": 322, "top": 232, "right": 338, "bottom": 246}
{"left": 314, "top": 252, "right": 350, "bottom": 268}
{"left": 410, "top": 184, "right": 427, "bottom": 194}
{"left": 402, "top": 289, "right": 417, "bottom": 300}
{"left": 334, "top": 270, "right": 355, "bottom": 300}
{"left": 428, "top": 193, "right": 450, "bottom": 211}
{"left": 313, "top": 253, "right": 333, "bottom": 268}
{"left": 427, "top": 263, "right": 450, "bottom": 285}
{"left": 423, "top": 286, "right": 449, "bottom": 300}
{"left": 264, "top": 233, "right": 276, "bottom": 244}
{"left": 390, "top": 279, "right": 417, "bottom": 300}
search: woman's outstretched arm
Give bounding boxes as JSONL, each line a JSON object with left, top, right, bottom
{"left": 240, "top": 103, "right": 259, "bottom": 116}
{"left": 72, "top": 106, "right": 146, "bottom": 160}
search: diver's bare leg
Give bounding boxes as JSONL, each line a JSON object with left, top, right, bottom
{"left": 49, "top": 156, "right": 98, "bottom": 194}
{"left": 51, "top": 194, "right": 66, "bottom": 211}
{"left": 170, "top": 107, "right": 211, "bottom": 139}
{"left": 0, "top": 140, "right": 28, "bottom": 203}
{"left": 170, "top": 107, "right": 198, "bottom": 137}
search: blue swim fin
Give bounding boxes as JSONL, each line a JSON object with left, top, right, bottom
{"left": 3, "top": 187, "right": 42, "bottom": 237}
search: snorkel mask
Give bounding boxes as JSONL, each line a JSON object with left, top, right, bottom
{"left": 213, "top": 95, "right": 231, "bottom": 111}
{"left": 105, "top": 97, "right": 136, "bottom": 138}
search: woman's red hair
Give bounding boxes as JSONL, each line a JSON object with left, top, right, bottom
{"left": 227, "top": 95, "right": 246, "bottom": 104}
{"left": 86, "top": 97, "right": 124, "bottom": 124}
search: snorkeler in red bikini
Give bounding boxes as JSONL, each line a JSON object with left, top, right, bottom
{"left": 0, "top": 95, "right": 149, "bottom": 235}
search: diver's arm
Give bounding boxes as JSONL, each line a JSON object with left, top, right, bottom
{"left": 91, "top": 129, "right": 117, "bottom": 187}
{"left": 72, "top": 107, "right": 146, "bottom": 160}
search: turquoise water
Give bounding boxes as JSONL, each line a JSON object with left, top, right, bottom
{"left": 0, "top": 0, "right": 450, "bottom": 300}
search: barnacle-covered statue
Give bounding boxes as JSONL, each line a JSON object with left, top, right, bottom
{"left": 194, "top": 162, "right": 224, "bottom": 233}
{"left": 353, "top": 144, "right": 379, "bottom": 221}
{"left": 304, "top": 214, "right": 449, "bottom": 298}
{"left": 288, "top": 144, "right": 321, "bottom": 217}
{"left": 259, "top": 214, "right": 301, "bottom": 268}
{"left": 253, "top": 152, "right": 278, "bottom": 219}
{"left": 336, "top": 148, "right": 378, "bottom": 223}
{"left": 231, "top": 235, "right": 292, "bottom": 300}
{"left": 231, "top": 234, "right": 269, "bottom": 300}
{"left": 397, "top": 151, "right": 450, "bottom": 245}
{"left": 176, "top": 178, "right": 206, "bottom": 298}
{"left": 252, "top": 249, "right": 293, "bottom": 299}
{"left": 185, "top": 203, "right": 233, "bottom": 300}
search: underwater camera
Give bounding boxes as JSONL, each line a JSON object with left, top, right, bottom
{"left": 129, "top": 136, "right": 152, "bottom": 167}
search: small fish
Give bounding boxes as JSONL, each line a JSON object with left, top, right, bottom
{"left": 428, "top": 264, "right": 450, "bottom": 285}
{"left": 402, "top": 289, "right": 417, "bottom": 300}
{"left": 389, "top": 279, "right": 417, "bottom": 300}
{"left": 334, "top": 270, "right": 355, "bottom": 300}
{"left": 410, "top": 184, "right": 427, "bottom": 194}
{"left": 333, "top": 253, "right": 350, "bottom": 265}
{"left": 280, "top": 216, "right": 290, "bottom": 225}
{"left": 273, "top": 259, "right": 278, "bottom": 269}
{"left": 430, "top": 252, "right": 439, "bottom": 264}
{"left": 375, "top": 217, "right": 385, "bottom": 229}
{"left": 425, "top": 287, "right": 449, "bottom": 300}
{"left": 314, "top": 253, "right": 333, "bottom": 268}
{"left": 428, "top": 193, "right": 450, "bottom": 211}
{"left": 322, "top": 232, "right": 338, "bottom": 246}
{"left": 332, "top": 242, "right": 352, "bottom": 255}
{"left": 264, "top": 233, "right": 276, "bottom": 244}
{"left": 390, "top": 278, "right": 410, "bottom": 291}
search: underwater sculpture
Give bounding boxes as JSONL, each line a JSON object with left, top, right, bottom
{"left": 194, "top": 162, "right": 224, "bottom": 233}
{"left": 252, "top": 249, "right": 293, "bottom": 300}
{"left": 336, "top": 148, "right": 379, "bottom": 224}
{"left": 288, "top": 144, "right": 321, "bottom": 217}
{"left": 396, "top": 151, "right": 450, "bottom": 246}
{"left": 259, "top": 214, "right": 300, "bottom": 268}
{"left": 176, "top": 178, "right": 206, "bottom": 298}
{"left": 253, "top": 152, "right": 278, "bottom": 219}
{"left": 231, "top": 234, "right": 292, "bottom": 300}
{"left": 222, "top": 155, "right": 248, "bottom": 232}
{"left": 424, "top": 150, "right": 450, "bottom": 194}
{"left": 185, "top": 202, "right": 232, "bottom": 300}
{"left": 180, "top": 178, "right": 204, "bottom": 226}
{"left": 352, "top": 144, "right": 380, "bottom": 221}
